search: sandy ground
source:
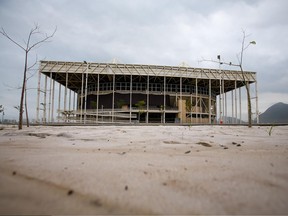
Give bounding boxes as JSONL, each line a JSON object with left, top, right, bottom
{"left": 0, "top": 125, "right": 288, "bottom": 215}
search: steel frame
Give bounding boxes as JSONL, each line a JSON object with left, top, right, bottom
{"left": 37, "top": 60, "right": 258, "bottom": 124}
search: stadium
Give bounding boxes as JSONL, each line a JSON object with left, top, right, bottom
{"left": 36, "top": 60, "right": 258, "bottom": 124}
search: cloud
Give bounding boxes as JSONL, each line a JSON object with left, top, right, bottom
{"left": 1, "top": 0, "right": 288, "bottom": 120}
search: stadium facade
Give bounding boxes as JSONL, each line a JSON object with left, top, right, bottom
{"left": 36, "top": 60, "right": 258, "bottom": 124}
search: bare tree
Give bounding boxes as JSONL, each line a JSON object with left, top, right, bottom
{"left": 201, "top": 30, "right": 256, "bottom": 127}
{"left": 0, "top": 24, "right": 56, "bottom": 129}
{"left": 3, "top": 57, "right": 38, "bottom": 127}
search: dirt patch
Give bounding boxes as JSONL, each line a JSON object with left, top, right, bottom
{"left": 57, "top": 132, "right": 73, "bottom": 138}
{"left": 163, "top": 141, "right": 181, "bottom": 144}
{"left": 27, "top": 133, "right": 51, "bottom": 138}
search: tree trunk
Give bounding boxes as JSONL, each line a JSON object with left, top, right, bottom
{"left": 18, "top": 51, "right": 28, "bottom": 130}
{"left": 240, "top": 65, "right": 252, "bottom": 128}
{"left": 246, "top": 82, "right": 252, "bottom": 128}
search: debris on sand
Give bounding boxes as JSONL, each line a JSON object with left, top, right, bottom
{"left": 90, "top": 199, "right": 102, "bottom": 207}
{"left": 57, "top": 132, "right": 72, "bottom": 138}
{"left": 196, "top": 142, "right": 212, "bottom": 147}
{"left": 28, "top": 133, "right": 50, "bottom": 139}
{"left": 67, "top": 190, "right": 74, "bottom": 196}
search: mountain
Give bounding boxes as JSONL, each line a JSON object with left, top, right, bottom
{"left": 259, "top": 102, "right": 288, "bottom": 123}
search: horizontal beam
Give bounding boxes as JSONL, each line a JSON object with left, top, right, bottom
{"left": 40, "top": 60, "right": 257, "bottom": 82}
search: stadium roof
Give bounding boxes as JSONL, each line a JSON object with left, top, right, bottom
{"left": 39, "top": 60, "right": 257, "bottom": 95}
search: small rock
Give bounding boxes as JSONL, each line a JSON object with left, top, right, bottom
{"left": 12, "top": 171, "right": 16, "bottom": 176}
{"left": 236, "top": 144, "right": 241, "bottom": 147}
{"left": 125, "top": 185, "right": 128, "bottom": 191}
{"left": 223, "top": 147, "right": 228, "bottom": 149}
{"left": 185, "top": 150, "right": 191, "bottom": 154}
{"left": 232, "top": 142, "right": 237, "bottom": 145}
{"left": 67, "top": 190, "right": 74, "bottom": 196}
{"left": 196, "top": 142, "right": 212, "bottom": 147}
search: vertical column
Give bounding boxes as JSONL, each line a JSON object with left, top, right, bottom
{"left": 209, "top": 79, "right": 211, "bottom": 124}
{"left": 84, "top": 65, "right": 89, "bottom": 124}
{"left": 195, "top": 79, "right": 198, "bottom": 124}
{"left": 247, "top": 82, "right": 251, "bottom": 125}
{"left": 163, "top": 75, "right": 166, "bottom": 124}
{"left": 64, "top": 72, "right": 68, "bottom": 122}
{"left": 180, "top": 77, "right": 182, "bottom": 124}
{"left": 235, "top": 81, "right": 237, "bottom": 124}
{"left": 43, "top": 75, "right": 47, "bottom": 124}
{"left": 239, "top": 87, "right": 242, "bottom": 124}
{"left": 36, "top": 70, "right": 41, "bottom": 123}
{"left": 80, "top": 70, "right": 84, "bottom": 123}
{"left": 130, "top": 74, "right": 132, "bottom": 123}
{"left": 146, "top": 75, "right": 149, "bottom": 124}
{"left": 225, "top": 93, "right": 227, "bottom": 124}
{"left": 51, "top": 79, "right": 55, "bottom": 122}
{"left": 69, "top": 89, "right": 71, "bottom": 111}
{"left": 190, "top": 93, "right": 192, "bottom": 123}
{"left": 112, "top": 74, "right": 115, "bottom": 122}
{"left": 96, "top": 73, "right": 100, "bottom": 122}
{"left": 48, "top": 72, "right": 52, "bottom": 123}
{"left": 73, "top": 91, "right": 76, "bottom": 121}
{"left": 231, "top": 91, "right": 234, "bottom": 124}
{"left": 223, "top": 80, "right": 226, "bottom": 124}
{"left": 64, "top": 72, "right": 68, "bottom": 111}
{"left": 58, "top": 84, "right": 61, "bottom": 122}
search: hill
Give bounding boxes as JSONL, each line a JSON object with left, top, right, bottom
{"left": 259, "top": 102, "right": 288, "bottom": 123}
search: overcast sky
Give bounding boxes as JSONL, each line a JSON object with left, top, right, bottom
{"left": 0, "top": 0, "right": 288, "bottom": 121}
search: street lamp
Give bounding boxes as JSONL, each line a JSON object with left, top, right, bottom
{"left": 218, "top": 55, "right": 224, "bottom": 124}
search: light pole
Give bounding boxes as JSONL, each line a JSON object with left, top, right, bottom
{"left": 217, "top": 55, "right": 223, "bottom": 124}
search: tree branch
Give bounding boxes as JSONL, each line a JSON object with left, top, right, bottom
{"left": 0, "top": 27, "right": 26, "bottom": 51}
{"left": 27, "top": 26, "right": 57, "bottom": 52}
